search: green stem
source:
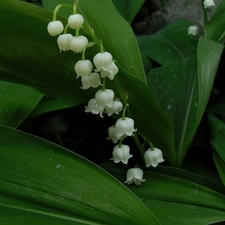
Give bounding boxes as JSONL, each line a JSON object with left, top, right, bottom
{"left": 63, "top": 24, "right": 69, "bottom": 34}
{"left": 73, "top": 2, "right": 77, "bottom": 14}
{"left": 147, "top": 140, "right": 154, "bottom": 151}
{"left": 118, "top": 135, "right": 126, "bottom": 147}
{"left": 99, "top": 40, "right": 104, "bottom": 53}
{"left": 81, "top": 46, "right": 87, "bottom": 60}
{"left": 202, "top": 0, "right": 208, "bottom": 25}
{"left": 53, "top": 4, "right": 73, "bottom": 21}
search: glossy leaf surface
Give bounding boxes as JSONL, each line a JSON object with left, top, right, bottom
{"left": 0, "top": 126, "right": 160, "bottom": 225}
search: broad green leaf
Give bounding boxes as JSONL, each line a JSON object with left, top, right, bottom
{"left": 0, "top": 0, "right": 175, "bottom": 162}
{"left": 29, "top": 96, "right": 84, "bottom": 117}
{"left": 137, "top": 19, "right": 199, "bottom": 66}
{"left": 112, "top": 0, "right": 145, "bottom": 24}
{"left": 205, "top": 0, "right": 225, "bottom": 42}
{"left": 104, "top": 166, "right": 225, "bottom": 225}
{"left": 208, "top": 113, "right": 225, "bottom": 186}
{"left": 147, "top": 37, "right": 223, "bottom": 166}
{"left": 42, "top": 0, "right": 146, "bottom": 82}
{"left": 0, "top": 80, "right": 43, "bottom": 128}
{"left": 0, "top": 126, "right": 160, "bottom": 225}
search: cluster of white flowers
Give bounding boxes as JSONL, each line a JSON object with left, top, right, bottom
{"left": 47, "top": 3, "right": 165, "bottom": 186}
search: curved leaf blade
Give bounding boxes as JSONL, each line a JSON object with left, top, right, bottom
{"left": 0, "top": 126, "right": 160, "bottom": 225}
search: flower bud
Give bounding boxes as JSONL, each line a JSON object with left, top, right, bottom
{"left": 144, "top": 147, "right": 164, "bottom": 167}
{"left": 75, "top": 60, "right": 93, "bottom": 78}
{"left": 124, "top": 168, "right": 145, "bottom": 185}
{"left": 115, "top": 117, "right": 137, "bottom": 137}
{"left": 81, "top": 72, "right": 101, "bottom": 89}
{"left": 105, "top": 99, "right": 123, "bottom": 116}
{"left": 47, "top": 21, "right": 64, "bottom": 36}
{"left": 107, "top": 125, "right": 121, "bottom": 143}
{"left": 68, "top": 14, "right": 84, "bottom": 29}
{"left": 111, "top": 144, "right": 132, "bottom": 164}
{"left": 93, "top": 52, "right": 113, "bottom": 71}
{"left": 57, "top": 33, "right": 73, "bottom": 51}
{"left": 69, "top": 35, "right": 88, "bottom": 53}
{"left": 188, "top": 26, "right": 198, "bottom": 36}
{"left": 203, "top": 0, "right": 215, "bottom": 8}
{"left": 95, "top": 89, "right": 114, "bottom": 109}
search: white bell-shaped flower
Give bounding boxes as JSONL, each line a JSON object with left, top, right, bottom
{"left": 203, "top": 0, "right": 215, "bottom": 8}
{"left": 107, "top": 125, "right": 121, "bottom": 143}
{"left": 69, "top": 35, "right": 88, "bottom": 53}
{"left": 68, "top": 14, "right": 84, "bottom": 29}
{"left": 115, "top": 117, "right": 137, "bottom": 137}
{"left": 57, "top": 33, "right": 73, "bottom": 51}
{"left": 111, "top": 144, "right": 132, "bottom": 164}
{"left": 105, "top": 99, "right": 123, "bottom": 116}
{"left": 81, "top": 72, "right": 101, "bottom": 89}
{"left": 74, "top": 60, "right": 93, "bottom": 78}
{"left": 93, "top": 52, "right": 113, "bottom": 71}
{"left": 95, "top": 89, "right": 114, "bottom": 110}
{"left": 47, "top": 21, "right": 64, "bottom": 36}
{"left": 85, "top": 98, "right": 101, "bottom": 115}
{"left": 124, "top": 168, "right": 145, "bottom": 185}
{"left": 144, "top": 147, "right": 164, "bottom": 167}
{"left": 188, "top": 26, "right": 198, "bottom": 36}
{"left": 100, "top": 62, "right": 118, "bottom": 80}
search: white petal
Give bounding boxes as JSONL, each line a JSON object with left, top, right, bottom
{"left": 68, "top": 14, "right": 84, "bottom": 29}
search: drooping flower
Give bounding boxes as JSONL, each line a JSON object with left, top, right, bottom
{"left": 124, "top": 168, "right": 145, "bottom": 185}
{"left": 95, "top": 89, "right": 114, "bottom": 110}
{"left": 84, "top": 98, "right": 101, "bottom": 115}
{"left": 188, "top": 25, "right": 198, "bottom": 36}
{"left": 57, "top": 33, "right": 73, "bottom": 51}
{"left": 115, "top": 117, "right": 137, "bottom": 137}
{"left": 111, "top": 144, "right": 132, "bottom": 164}
{"left": 74, "top": 59, "right": 93, "bottom": 78}
{"left": 100, "top": 62, "right": 118, "bottom": 80}
{"left": 105, "top": 99, "right": 123, "bottom": 116}
{"left": 107, "top": 125, "right": 121, "bottom": 143}
{"left": 144, "top": 147, "right": 164, "bottom": 167}
{"left": 81, "top": 72, "right": 101, "bottom": 89}
{"left": 203, "top": 0, "right": 215, "bottom": 8}
{"left": 93, "top": 52, "right": 113, "bottom": 71}
{"left": 69, "top": 35, "right": 88, "bottom": 53}
{"left": 47, "top": 21, "right": 64, "bottom": 36}
{"left": 68, "top": 14, "right": 84, "bottom": 29}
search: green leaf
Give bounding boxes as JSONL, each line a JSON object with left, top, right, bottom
{"left": 205, "top": 0, "right": 225, "bottom": 42}
{"left": 208, "top": 113, "right": 225, "bottom": 186}
{"left": 0, "top": 80, "right": 43, "bottom": 128}
{"left": 29, "top": 96, "right": 84, "bottom": 117}
{"left": 0, "top": 126, "right": 160, "bottom": 225}
{"left": 0, "top": 0, "right": 175, "bottom": 161}
{"left": 112, "top": 0, "right": 145, "bottom": 24}
{"left": 147, "top": 37, "right": 223, "bottom": 166}
{"left": 104, "top": 166, "right": 225, "bottom": 225}
{"left": 137, "top": 19, "right": 199, "bottom": 66}
{"left": 42, "top": 0, "right": 146, "bottom": 83}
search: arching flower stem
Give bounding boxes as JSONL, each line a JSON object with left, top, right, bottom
{"left": 53, "top": 4, "right": 73, "bottom": 21}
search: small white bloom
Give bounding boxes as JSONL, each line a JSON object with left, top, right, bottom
{"left": 188, "top": 25, "right": 198, "bottom": 36}
{"left": 111, "top": 144, "right": 132, "bottom": 164}
{"left": 81, "top": 72, "right": 101, "bottom": 89}
{"left": 95, "top": 89, "right": 114, "bottom": 110}
{"left": 74, "top": 60, "right": 93, "bottom": 78}
{"left": 105, "top": 99, "right": 123, "bottom": 116}
{"left": 69, "top": 35, "right": 88, "bottom": 53}
{"left": 115, "top": 117, "right": 137, "bottom": 137}
{"left": 124, "top": 168, "right": 145, "bottom": 185}
{"left": 107, "top": 125, "right": 121, "bottom": 143}
{"left": 203, "top": 0, "right": 215, "bottom": 8}
{"left": 94, "top": 52, "right": 113, "bottom": 71}
{"left": 100, "top": 62, "right": 118, "bottom": 80}
{"left": 144, "top": 147, "right": 164, "bottom": 167}
{"left": 57, "top": 33, "right": 73, "bottom": 51}
{"left": 85, "top": 98, "right": 101, "bottom": 115}
{"left": 68, "top": 14, "right": 84, "bottom": 29}
{"left": 47, "top": 21, "right": 64, "bottom": 36}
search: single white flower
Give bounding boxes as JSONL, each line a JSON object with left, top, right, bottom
{"left": 47, "top": 21, "right": 64, "bottom": 36}
{"left": 57, "top": 33, "right": 73, "bottom": 51}
{"left": 203, "top": 0, "right": 215, "bottom": 8}
{"left": 85, "top": 98, "right": 101, "bottom": 115}
{"left": 81, "top": 72, "right": 101, "bottom": 89}
{"left": 100, "top": 62, "right": 118, "bottom": 80}
{"left": 74, "top": 60, "right": 93, "bottom": 78}
{"left": 68, "top": 14, "right": 84, "bottom": 29}
{"left": 95, "top": 89, "right": 114, "bottom": 110}
{"left": 144, "top": 147, "right": 164, "bottom": 167}
{"left": 115, "top": 117, "right": 137, "bottom": 137}
{"left": 69, "top": 35, "right": 88, "bottom": 53}
{"left": 124, "top": 168, "right": 145, "bottom": 185}
{"left": 188, "top": 25, "right": 198, "bottom": 36}
{"left": 107, "top": 125, "right": 121, "bottom": 143}
{"left": 93, "top": 52, "right": 113, "bottom": 71}
{"left": 111, "top": 144, "right": 132, "bottom": 164}
{"left": 105, "top": 99, "right": 123, "bottom": 116}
